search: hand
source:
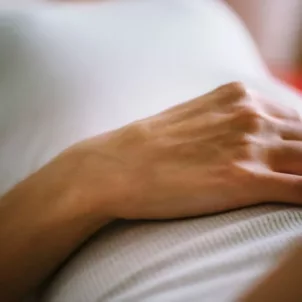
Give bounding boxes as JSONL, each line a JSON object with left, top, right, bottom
{"left": 65, "top": 82, "right": 302, "bottom": 220}
{"left": 3, "top": 82, "right": 302, "bottom": 302}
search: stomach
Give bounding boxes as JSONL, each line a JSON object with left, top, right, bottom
{"left": 0, "top": 1, "right": 301, "bottom": 301}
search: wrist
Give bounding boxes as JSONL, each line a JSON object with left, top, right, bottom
{"left": 59, "top": 135, "right": 139, "bottom": 220}
{"left": 17, "top": 150, "right": 113, "bottom": 231}
{"left": 49, "top": 141, "right": 134, "bottom": 222}
{"left": 0, "top": 147, "right": 113, "bottom": 301}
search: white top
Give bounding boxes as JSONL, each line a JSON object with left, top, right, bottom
{"left": 0, "top": 1, "right": 301, "bottom": 301}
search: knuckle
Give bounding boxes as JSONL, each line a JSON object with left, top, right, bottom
{"left": 223, "top": 81, "right": 249, "bottom": 100}
{"left": 238, "top": 133, "right": 253, "bottom": 147}
{"left": 120, "top": 121, "right": 149, "bottom": 146}
{"left": 291, "top": 108, "right": 301, "bottom": 121}
{"left": 214, "top": 82, "right": 251, "bottom": 108}
{"left": 237, "top": 106, "right": 263, "bottom": 132}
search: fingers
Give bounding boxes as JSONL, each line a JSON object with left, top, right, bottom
{"left": 269, "top": 141, "right": 302, "bottom": 175}
{"left": 262, "top": 172, "right": 302, "bottom": 206}
{"left": 257, "top": 95, "right": 301, "bottom": 122}
{"left": 279, "top": 121, "right": 302, "bottom": 141}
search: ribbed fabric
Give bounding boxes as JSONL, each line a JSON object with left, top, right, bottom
{"left": 42, "top": 205, "right": 302, "bottom": 302}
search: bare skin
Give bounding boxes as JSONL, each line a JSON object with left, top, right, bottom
{"left": 0, "top": 82, "right": 302, "bottom": 301}
{"left": 240, "top": 240, "right": 302, "bottom": 302}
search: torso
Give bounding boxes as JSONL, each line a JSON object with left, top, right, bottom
{"left": 0, "top": 1, "right": 301, "bottom": 301}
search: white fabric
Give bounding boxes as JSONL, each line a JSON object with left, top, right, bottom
{"left": 43, "top": 205, "right": 302, "bottom": 302}
{"left": 0, "top": 0, "right": 301, "bottom": 301}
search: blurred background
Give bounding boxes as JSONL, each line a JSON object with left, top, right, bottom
{"left": 226, "top": 0, "right": 302, "bottom": 91}
{"left": 0, "top": 0, "right": 301, "bottom": 90}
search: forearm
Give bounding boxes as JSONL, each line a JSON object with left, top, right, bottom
{"left": 0, "top": 152, "right": 112, "bottom": 302}
{"left": 240, "top": 241, "right": 302, "bottom": 302}
{"left": 2, "top": 82, "right": 302, "bottom": 301}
